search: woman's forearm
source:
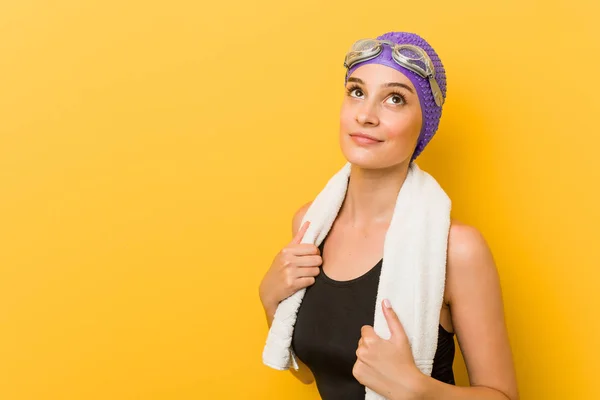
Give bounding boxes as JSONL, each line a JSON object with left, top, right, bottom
{"left": 262, "top": 301, "right": 277, "bottom": 328}
{"left": 416, "top": 375, "right": 516, "bottom": 400}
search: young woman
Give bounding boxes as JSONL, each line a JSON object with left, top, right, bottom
{"left": 259, "top": 31, "right": 519, "bottom": 400}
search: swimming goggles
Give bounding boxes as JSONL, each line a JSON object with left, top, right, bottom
{"left": 343, "top": 38, "right": 444, "bottom": 107}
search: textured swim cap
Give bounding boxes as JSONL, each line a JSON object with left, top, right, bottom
{"left": 345, "top": 32, "right": 447, "bottom": 161}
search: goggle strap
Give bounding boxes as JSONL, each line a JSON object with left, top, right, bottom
{"left": 428, "top": 76, "right": 445, "bottom": 107}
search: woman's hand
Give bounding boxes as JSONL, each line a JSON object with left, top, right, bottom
{"left": 352, "top": 299, "right": 426, "bottom": 400}
{"left": 259, "top": 221, "right": 322, "bottom": 315}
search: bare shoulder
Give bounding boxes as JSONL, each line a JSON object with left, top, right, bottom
{"left": 447, "top": 219, "right": 494, "bottom": 268}
{"left": 291, "top": 201, "right": 313, "bottom": 236}
{"left": 445, "top": 219, "right": 498, "bottom": 302}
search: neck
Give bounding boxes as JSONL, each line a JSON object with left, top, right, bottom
{"left": 340, "top": 161, "right": 411, "bottom": 229}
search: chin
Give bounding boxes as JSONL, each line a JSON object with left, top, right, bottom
{"left": 340, "top": 145, "right": 391, "bottom": 170}
{"left": 340, "top": 140, "right": 412, "bottom": 171}
{"left": 344, "top": 153, "right": 384, "bottom": 170}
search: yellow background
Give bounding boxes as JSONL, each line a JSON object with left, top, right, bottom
{"left": 1, "top": 0, "right": 598, "bottom": 399}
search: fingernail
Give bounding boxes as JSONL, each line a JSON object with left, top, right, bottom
{"left": 383, "top": 299, "right": 391, "bottom": 308}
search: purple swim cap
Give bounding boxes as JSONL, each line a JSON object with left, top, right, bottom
{"left": 345, "top": 32, "right": 447, "bottom": 161}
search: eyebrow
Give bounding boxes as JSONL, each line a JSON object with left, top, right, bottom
{"left": 347, "top": 77, "right": 415, "bottom": 94}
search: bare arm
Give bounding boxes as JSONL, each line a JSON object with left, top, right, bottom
{"left": 418, "top": 222, "right": 519, "bottom": 400}
{"left": 261, "top": 201, "right": 315, "bottom": 385}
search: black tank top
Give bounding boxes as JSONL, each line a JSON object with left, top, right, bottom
{"left": 291, "top": 238, "right": 455, "bottom": 399}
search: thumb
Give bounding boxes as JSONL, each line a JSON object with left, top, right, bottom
{"left": 290, "top": 220, "right": 310, "bottom": 245}
{"left": 382, "top": 299, "right": 407, "bottom": 342}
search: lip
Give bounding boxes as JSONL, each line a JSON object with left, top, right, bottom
{"left": 349, "top": 132, "right": 383, "bottom": 145}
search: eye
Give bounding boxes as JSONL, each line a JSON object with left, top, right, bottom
{"left": 351, "top": 88, "right": 364, "bottom": 98}
{"left": 386, "top": 93, "right": 406, "bottom": 105}
{"left": 346, "top": 85, "right": 364, "bottom": 98}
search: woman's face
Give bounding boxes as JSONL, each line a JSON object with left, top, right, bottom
{"left": 339, "top": 63, "right": 422, "bottom": 170}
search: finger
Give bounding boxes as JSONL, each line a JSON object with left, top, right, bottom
{"left": 293, "top": 266, "right": 320, "bottom": 278}
{"left": 382, "top": 299, "right": 407, "bottom": 341}
{"left": 293, "top": 276, "right": 316, "bottom": 290}
{"left": 360, "top": 324, "right": 376, "bottom": 339}
{"left": 290, "top": 220, "right": 310, "bottom": 245}
{"left": 283, "top": 245, "right": 320, "bottom": 258}
{"left": 352, "top": 359, "right": 364, "bottom": 381}
{"left": 355, "top": 344, "right": 367, "bottom": 361}
{"left": 352, "top": 359, "right": 369, "bottom": 383}
{"left": 292, "top": 255, "right": 322, "bottom": 267}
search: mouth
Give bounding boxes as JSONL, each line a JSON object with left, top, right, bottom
{"left": 349, "top": 132, "right": 384, "bottom": 145}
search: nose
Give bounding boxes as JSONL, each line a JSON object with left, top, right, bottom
{"left": 355, "top": 101, "right": 379, "bottom": 126}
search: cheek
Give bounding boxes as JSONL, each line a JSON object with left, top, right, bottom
{"left": 383, "top": 109, "right": 422, "bottom": 141}
{"left": 339, "top": 104, "right": 354, "bottom": 131}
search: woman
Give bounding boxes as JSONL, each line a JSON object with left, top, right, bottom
{"left": 259, "top": 31, "right": 519, "bottom": 399}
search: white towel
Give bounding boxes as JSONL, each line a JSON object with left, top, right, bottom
{"left": 262, "top": 161, "right": 452, "bottom": 400}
